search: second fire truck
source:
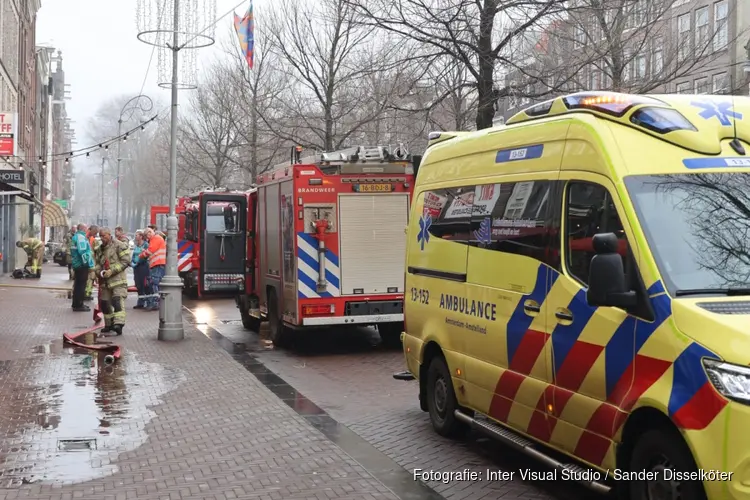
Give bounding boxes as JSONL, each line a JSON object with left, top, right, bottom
{"left": 236, "top": 145, "right": 419, "bottom": 346}
{"left": 150, "top": 188, "right": 251, "bottom": 298}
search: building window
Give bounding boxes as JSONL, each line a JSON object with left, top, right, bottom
{"left": 676, "top": 81, "right": 691, "bottom": 94}
{"left": 672, "top": 0, "right": 691, "bottom": 7}
{"left": 653, "top": 49, "right": 663, "bottom": 75}
{"left": 575, "top": 25, "right": 585, "bottom": 48}
{"left": 714, "top": 1, "right": 728, "bottom": 51}
{"left": 590, "top": 69, "right": 600, "bottom": 90}
{"left": 635, "top": 53, "right": 647, "bottom": 80}
{"left": 678, "top": 13, "right": 691, "bottom": 62}
{"left": 712, "top": 73, "right": 728, "bottom": 94}
{"left": 695, "top": 6, "right": 709, "bottom": 50}
{"left": 566, "top": 182, "right": 628, "bottom": 286}
{"left": 695, "top": 77, "right": 710, "bottom": 94}
{"left": 602, "top": 69, "right": 612, "bottom": 89}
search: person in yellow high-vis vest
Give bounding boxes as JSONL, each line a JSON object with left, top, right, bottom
{"left": 16, "top": 238, "right": 44, "bottom": 278}
{"left": 95, "top": 228, "right": 131, "bottom": 335}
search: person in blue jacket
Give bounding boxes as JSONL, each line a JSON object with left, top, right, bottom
{"left": 70, "top": 223, "right": 94, "bottom": 312}
{"left": 131, "top": 230, "right": 152, "bottom": 309}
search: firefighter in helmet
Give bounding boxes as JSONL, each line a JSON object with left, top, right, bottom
{"left": 85, "top": 225, "right": 100, "bottom": 300}
{"left": 95, "top": 228, "right": 131, "bottom": 335}
{"left": 16, "top": 238, "right": 44, "bottom": 278}
{"left": 62, "top": 226, "right": 75, "bottom": 280}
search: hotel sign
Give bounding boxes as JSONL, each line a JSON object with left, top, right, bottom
{"left": 0, "top": 169, "right": 25, "bottom": 184}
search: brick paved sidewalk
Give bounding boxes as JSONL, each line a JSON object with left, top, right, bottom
{"left": 0, "top": 264, "right": 397, "bottom": 500}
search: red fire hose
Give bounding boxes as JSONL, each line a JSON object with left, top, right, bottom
{"left": 62, "top": 306, "right": 121, "bottom": 365}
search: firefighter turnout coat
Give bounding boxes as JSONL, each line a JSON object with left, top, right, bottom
{"left": 95, "top": 239, "right": 131, "bottom": 327}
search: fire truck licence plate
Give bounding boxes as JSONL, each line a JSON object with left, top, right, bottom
{"left": 355, "top": 183, "right": 393, "bottom": 192}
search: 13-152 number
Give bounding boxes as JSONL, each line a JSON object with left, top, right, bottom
{"left": 410, "top": 287, "right": 429, "bottom": 304}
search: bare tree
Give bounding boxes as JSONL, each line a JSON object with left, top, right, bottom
{"left": 265, "top": 0, "right": 417, "bottom": 152}
{"left": 222, "top": 23, "right": 287, "bottom": 183}
{"left": 178, "top": 63, "right": 243, "bottom": 189}
{"left": 346, "top": 0, "right": 566, "bottom": 130}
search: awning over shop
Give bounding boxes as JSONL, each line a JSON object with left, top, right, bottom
{"left": 43, "top": 200, "right": 69, "bottom": 227}
{"left": 0, "top": 181, "right": 44, "bottom": 208}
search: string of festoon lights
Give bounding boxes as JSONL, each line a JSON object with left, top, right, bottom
{"left": 0, "top": 113, "right": 162, "bottom": 170}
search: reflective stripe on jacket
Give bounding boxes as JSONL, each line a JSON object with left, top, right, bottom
{"left": 141, "top": 234, "right": 166, "bottom": 267}
{"left": 95, "top": 239, "right": 131, "bottom": 289}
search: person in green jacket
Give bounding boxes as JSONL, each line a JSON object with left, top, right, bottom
{"left": 16, "top": 238, "right": 44, "bottom": 278}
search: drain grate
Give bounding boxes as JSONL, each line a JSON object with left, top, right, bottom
{"left": 58, "top": 439, "right": 96, "bottom": 451}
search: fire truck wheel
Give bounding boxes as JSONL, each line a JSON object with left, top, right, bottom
{"left": 378, "top": 323, "right": 403, "bottom": 347}
{"left": 267, "top": 290, "right": 290, "bottom": 347}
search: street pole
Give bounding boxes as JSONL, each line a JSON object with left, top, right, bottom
{"left": 158, "top": 0, "right": 184, "bottom": 341}
{"left": 100, "top": 156, "right": 105, "bottom": 225}
{"left": 115, "top": 119, "right": 122, "bottom": 226}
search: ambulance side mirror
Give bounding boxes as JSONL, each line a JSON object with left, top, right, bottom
{"left": 586, "top": 233, "right": 637, "bottom": 309}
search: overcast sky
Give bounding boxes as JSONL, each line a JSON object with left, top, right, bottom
{"left": 37, "top": 0, "right": 266, "bottom": 149}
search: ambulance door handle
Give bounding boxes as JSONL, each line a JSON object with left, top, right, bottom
{"left": 523, "top": 300, "right": 540, "bottom": 316}
{"left": 555, "top": 309, "right": 574, "bottom": 323}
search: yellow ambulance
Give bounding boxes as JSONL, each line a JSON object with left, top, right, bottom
{"left": 398, "top": 91, "right": 750, "bottom": 499}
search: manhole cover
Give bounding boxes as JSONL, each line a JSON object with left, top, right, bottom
{"left": 220, "top": 320, "right": 243, "bottom": 325}
{"left": 58, "top": 439, "right": 96, "bottom": 451}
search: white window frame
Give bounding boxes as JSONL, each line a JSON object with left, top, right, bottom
{"left": 695, "top": 6, "right": 709, "bottom": 50}
{"left": 675, "top": 81, "right": 691, "bottom": 94}
{"left": 678, "top": 13, "right": 691, "bottom": 62}
{"left": 712, "top": 73, "right": 728, "bottom": 94}
{"left": 635, "top": 54, "right": 647, "bottom": 80}
{"left": 714, "top": 1, "right": 728, "bottom": 52}
{"left": 695, "top": 77, "right": 709, "bottom": 94}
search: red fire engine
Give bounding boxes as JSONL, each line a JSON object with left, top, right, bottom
{"left": 149, "top": 189, "right": 251, "bottom": 298}
{"left": 235, "top": 145, "right": 419, "bottom": 346}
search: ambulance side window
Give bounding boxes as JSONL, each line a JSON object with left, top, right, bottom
{"left": 424, "top": 186, "right": 474, "bottom": 243}
{"left": 468, "top": 180, "right": 555, "bottom": 265}
{"left": 565, "top": 181, "right": 629, "bottom": 286}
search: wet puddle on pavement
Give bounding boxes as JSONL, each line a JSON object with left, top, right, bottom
{"left": 0, "top": 343, "right": 184, "bottom": 487}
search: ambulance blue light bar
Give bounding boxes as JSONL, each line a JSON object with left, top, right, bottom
{"left": 563, "top": 92, "right": 662, "bottom": 117}
{"left": 630, "top": 107, "right": 696, "bottom": 134}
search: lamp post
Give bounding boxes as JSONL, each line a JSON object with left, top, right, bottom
{"left": 136, "top": 0, "right": 215, "bottom": 341}
{"left": 116, "top": 95, "right": 153, "bottom": 227}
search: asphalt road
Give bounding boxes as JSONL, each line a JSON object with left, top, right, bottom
{"left": 183, "top": 297, "right": 605, "bottom": 500}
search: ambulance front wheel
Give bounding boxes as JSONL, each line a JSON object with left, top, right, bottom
{"left": 426, "top": 356, "right": 468, "bottom": 438}
{"left": 627, "top": 427, "right": 707, "bottom": 500}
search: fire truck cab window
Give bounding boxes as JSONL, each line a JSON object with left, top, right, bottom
{"left": 566, "top": 181, "right": 628, "bottom": 286}
{"left": 184, "top": 212, "right": 197, "bottom": 241}
{"left": 468, "top": 181, "right": 553, "bottom": 264}
{"left": 423, "top": 187, "right": 474, "bottom": 242}
{"left": 205, "top": 202, "right": 239, "bottom": 232}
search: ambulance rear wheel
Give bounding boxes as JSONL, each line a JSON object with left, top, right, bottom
{"left": 268, "top": 290, "right": 290, "bottom": 347}
{"left": 426, "top": 356, "right": 467, "bottom": 438}
{"left": 627, "top": 428, "right": 707, "bottom": 500}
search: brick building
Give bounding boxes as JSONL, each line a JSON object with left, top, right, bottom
{"left": 0, "top": 0, "right": 43, "bottom": 273}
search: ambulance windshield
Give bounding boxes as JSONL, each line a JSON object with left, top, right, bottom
{"left": 625, "top": 173, "right": 750, "bottom": 294}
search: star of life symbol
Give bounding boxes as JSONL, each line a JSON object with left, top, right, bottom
{"left": 417, "top": 214, "right": 432, "bottom": 251}
{"left": 691, "top": 100, "right": 743, "bottom": 127}
{"left": 474, "top": 217, "right": 491, "bottom": 245}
